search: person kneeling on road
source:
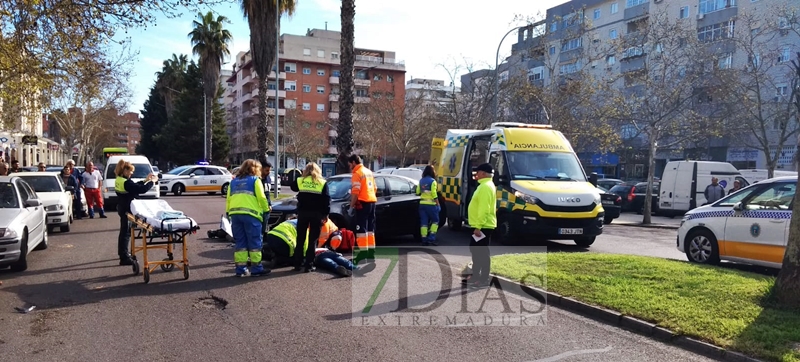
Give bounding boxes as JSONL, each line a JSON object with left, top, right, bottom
{"left": 262, "top": 218, "right": 309, "bottom": 268}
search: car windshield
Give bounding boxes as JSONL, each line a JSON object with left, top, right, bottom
{"left": 105, "top": 163, "right": 154, "bottom": 179}
{"left": 327, "top": 177, "right": 352, "bottom": 200}
{"left": 18, "top": 176, "right": 62, "bottom": 192}
{"left": 610, "top": 185, "right": 632, "bottom": 193}
{"left": 167, "top": 166, "right": 192, "bottom": 175}
{"left": 505, "top": 151, "right": 587, "bottom": 182}
{"left": 0, "top": 182, "right": 19, "bottom": 208}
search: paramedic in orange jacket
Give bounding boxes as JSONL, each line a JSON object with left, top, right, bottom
{"left": 318, "top": 217, "right": 343, "bottom": 249}
{"left": 348, "top": 154, "right": 378, "bottom": 264}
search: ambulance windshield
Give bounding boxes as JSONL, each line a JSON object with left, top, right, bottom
{"left": 505, "top": 152, "right": 586, "bottom": 182}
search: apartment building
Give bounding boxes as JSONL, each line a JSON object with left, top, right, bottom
{"left": 0, "top": 95, "right": 64, "bottom": 166}
{"left": 466, "top": 0, "right": 800, "bottom": 177}
{"left": 223, "top": 29, "right": 406, "bottom": 165}
{"left": 119, "top": 112, "right": 141, "bottom": 154}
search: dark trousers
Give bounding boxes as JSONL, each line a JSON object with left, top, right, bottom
{"left": 264, "top": 234, "right": 291, "bottom": 267}
{"left": 117, "top": 208, "right": 130, "bottom": 259}
{"left": 295, "top": 212, "right": 323, "bottom": 267}
{"left": 469, "top": 229, "right": 493, "bottom": 283}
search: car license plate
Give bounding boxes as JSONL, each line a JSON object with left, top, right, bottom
{"left": 602, "top": 200, "right": 614, "bottom": 205}
{"left": 53, "top": 219, "right": 61, "bottom": 223}
{"left": 559, "top": 228, "right": 583, "bottom": 235}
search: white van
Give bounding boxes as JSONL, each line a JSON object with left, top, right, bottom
{"left": 658, "top": 161, "right": 741, "bottom": 216}
{"left": 103, "top": 155, "right": 160, "bottom": 206}
{"left": 737, "top": 169, "right": 798, "bottom": 186}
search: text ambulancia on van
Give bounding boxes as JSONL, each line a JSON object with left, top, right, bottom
{"left": 431, "top": 122, "right": 604, "bottom": 247}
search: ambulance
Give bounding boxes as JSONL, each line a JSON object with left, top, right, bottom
{"left": 431, "top": 122, "right": 604, "bottom": 247}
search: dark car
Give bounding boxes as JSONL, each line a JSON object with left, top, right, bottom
{"left": 597, "top": 186, "right": 621, "bottom": 224}
{"left": 608, "top": 182, "right": 639, "bottom": 212}
{"left": 633, "top": 181, "right": 660, "bottom": 215}
{"left": 269, "top": 173, "right": 423, "bottom": 241}
{"left": 597, "top": 178, "right": 623, "bottom": 190}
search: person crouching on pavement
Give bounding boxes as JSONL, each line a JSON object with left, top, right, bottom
{"left": 262, "top": 217, "right": 308, "bottom": 268}
{"left": 462, "top": 163, "right": 497, "bottom": 289}
{"left": 416, "top": 165, "right": 440, "bottom": 245}
{"left": 114, "top": 160, "right": 158, "bottom": 266}
{"left": 226, "top": 159, "right": 271, "bottom": 277}
{"left": 290, "top": 162, "right": 330, "bottom": 272}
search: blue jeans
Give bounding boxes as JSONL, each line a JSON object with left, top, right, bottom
{"left": 315, "top": 250, "right": 356, "bottom": 272}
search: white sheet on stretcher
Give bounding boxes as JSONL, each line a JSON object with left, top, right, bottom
{"left": 130, "top": 199, "right": 197, "bottom": 232}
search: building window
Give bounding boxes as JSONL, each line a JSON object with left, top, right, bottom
{"left": 317, "top": 85, "right": 326, "bottom": 94}
{"left": 317, "top": 50, "right": 325, "bottom": 58}
{"left": 387, "top": 75, "right": 394, "bottom": 82}
{"left": 697, "top": 21, "right": 735, "bottom": 42}
{"left": 559, "top": 61, "right": 579, "bottom": 74}
{"left": 550, "top": 22, "right": 557, "bottom": 32}
{"left": 699, "top": 0, "right": 736, "bottom": 15}
{"left": 355, "top": 70, "right": 367, "bottom": 79}
{"left": 355, "top": 88, "right": 369, "bottom": 97}
{"left": 284, "top": 63, "right": 297, "bottom": 73}
{"left": 303, "top": 84, "right": 311, "bottom": 92}
{"left": 317, "top": 69, "right": 325, "bottom": 76}
{"left": 611, "top": 3, "right": 618, "bottom": 14}
{"left": 285, "top": 99, "right": 297, "bottom": 109}
{"left": 373, "top": 73, "right": 382, "bottom": 81}
{"left": 607, "top": 55, "right": 616, "bottom": 65}
{"left": 303, "top": 48, "right": 311, "bottom": 56}
{"left": 528, "top": 66, "right": 544, "bottom": 81}
{"left": 316, "top": 122, "right": 326, "bottom": 129}
{"left": 779, "top": 46, "right": 790, "bottom": 62}
{"left": 749, "top": 53, "right": 761, "bottom": 67}
{"left": 561, "top": 37, "right": 582, "bottom": 52}
{"left": 594, "top": 9, "right": 601, "bottom": 19}
{"left": 609, "top": 29, "right": 618, "bottom": 39}
{"left": 303, "top": 67, "right": 311, "bottom": 75}
{"left": 331, "top": 52, "right": 340, "bottom": 59}
{"left": 332, "top": 70, "right": 341, "bottom": 77}
{"left": 549, "top": 46, "right": 556, "bottom": 55}
{"left": 777, "top": 85, "right": 788, "bottom": 96}
{"left": 285, "top": 80, "right": 296, "bottom": 91}
{"left": 680, "top": 6, "right": 690, "bottom": 18}
{"left": 626, "top": 0, "right": 647, "bottom": 8}
{"left": 267, "top": 81, "right": 276, "bottom": 90}
{"left": 302, "top": 103, "right": 311, "bottom": 111}
{"left": 717, "top": 53, "right": 732, "bottom": 69}
{"left": 317, "top": 104, "right": 325, "bottom": 112}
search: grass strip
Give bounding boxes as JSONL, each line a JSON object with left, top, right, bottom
{"left": 491, "top": 252, "right": 800, "bottom": 362}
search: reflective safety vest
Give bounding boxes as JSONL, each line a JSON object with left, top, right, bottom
{"left": 297, "top": 176, "right": 326, "bottom": 194}
{"left": 415, "top": 176, "right": 438, "bottom": 205}
{"left": 268, "top": 219, "right": 309, "bottom": 257}
{"left": 318, "top": 219, "right": 339, "bottom": 247}
{"left": 115, "top": 176, "right": 127, "bottom": 194}
{"left": 226, "top": 176, "right": 270, "bottom": 222}
{"left": 351, "top": 164, "right": 377, "bottom": 202}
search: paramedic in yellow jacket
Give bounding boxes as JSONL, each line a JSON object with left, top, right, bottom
{"left": 415, "top": 165, "right": 440, "bottom": 246}
{"left": 263, "top": 218, "right": 309, "bottom": 268}
{"left": 226, "top": 159, "right": 271, "bottom": 277}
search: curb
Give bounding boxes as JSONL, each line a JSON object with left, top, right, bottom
{"left": 493, "top": 276, "right": 765, "bottom": 362}
{"left": 612, "top": 221, "right": 679, "bottom": 230}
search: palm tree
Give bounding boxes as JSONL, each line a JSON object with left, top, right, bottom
{"left": 155, "top": 54, "right": 189, "bottom": 117}
{"left": 240, "top": 0, "right": 297, "bottom": 166}
{"left": 189, "top": 11, "right": 233, "bottom": 163}
{"left": 336, "top": 0, "right": 356, "bottom": 174}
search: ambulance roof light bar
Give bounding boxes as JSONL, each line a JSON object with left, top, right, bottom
{"left": 490, "top": 122, "right": 553, "bottom": 129}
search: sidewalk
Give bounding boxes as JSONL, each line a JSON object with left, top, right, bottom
{"left": 611, "top": 213, "right": 681, "bottom": 230}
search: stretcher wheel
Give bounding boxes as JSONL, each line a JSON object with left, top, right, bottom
{"left": 143, "top": 269, "right": 150, "bottom": 284}
{"left": 183, "top": 265, "right": 190, "bottom": 280}
{"left": 161, "top": 259, "right": 175, "bottom": 272}
{"left": 132, "top": 261, "right": 140, "bottom": 276}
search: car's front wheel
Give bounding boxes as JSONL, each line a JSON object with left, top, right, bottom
{"left": 685, "top": 229, "right": 720, "bottom": 265}
{"left": 172, "top": 184, "right": 185, "bottom": 196}
{"left": 10, "top": 230, "right": 29, "bottom": 272}
{"left": 574, "top": 236, "right": 595, "bottom": 247}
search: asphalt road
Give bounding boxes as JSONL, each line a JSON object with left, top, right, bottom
{"left": 0, "top": 191, "right": 715, "bottom": 362}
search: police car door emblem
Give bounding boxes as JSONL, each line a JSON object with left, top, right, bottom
{"left": 194, "top": 180, "right": 198, "bottom": 185}
{"left": 750, "top": 223, "right": 760, "bottom": 238}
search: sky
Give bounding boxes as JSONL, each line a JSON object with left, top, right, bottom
{"left": 120, "top": 0, "right": 568, "bottom": 113}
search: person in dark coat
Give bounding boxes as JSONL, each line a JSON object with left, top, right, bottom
{"left": 114, "top": 159, "right": 157, "bottom": 265}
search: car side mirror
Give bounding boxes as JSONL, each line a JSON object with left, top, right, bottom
{"left": 189, "top": 173, "right": 195, "bottom": 177}
{"left": 589, "top": 172, "right": 599, "bottom": 187}
{"left": 733, "top": 202, "right": 743, "bottom": 212}
{"left": 26, "top": 199, "right": 41, "bottom": 207}
{"left": 494, "top": 174, "right": 510, "bottom": 186}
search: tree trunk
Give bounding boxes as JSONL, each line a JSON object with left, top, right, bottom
{"left": 336, "top": 0, "right": 356, "bottom": 175}
{"left": 256, "top": 78, "right": 269, "bottom": 166}
{"left": 772, "top": 159, "right": 800, "bottom": 307}
{"left": 767, "top": 160, "right": 775, "bottom": 179}
{"left": 642, "top": 137, "right": 657, "bottom": 224}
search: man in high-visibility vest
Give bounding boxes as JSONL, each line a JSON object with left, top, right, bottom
{"left": 348, "top": 155, "right": 378, "bottom": 265}
{"left": 226, "top": 159, "right": 271, "bottom": 277}
{"left": 262, "top": 218, "right": 309, "bottom": 268}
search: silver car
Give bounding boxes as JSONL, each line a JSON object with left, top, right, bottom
{"left": 0, "top": 176, "right": 49, "bottom": 272}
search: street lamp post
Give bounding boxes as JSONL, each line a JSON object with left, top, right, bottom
{"left": 274, "top": 6, "right": 280, "bottom": 199}
{"left": 493, "top": 26, "right": 525, "bottom": 123}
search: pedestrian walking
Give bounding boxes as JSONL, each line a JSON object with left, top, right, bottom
{"left": 462, "top": 163, "right": 497, "bottom": 289}
{"left": 114, "top": 160, "right": 157, "bottom": 266}
{"left": 416, "top": 165, "right": 440, "bottom": 245}
{"left": 66, "top": 160, "right": 84, "bottom": 217}
{"left": 348, "top": 155, "right": 378, "bottom": 266}
{"left": 226, "top": 159, "right": 271, "bottom": 277}
{"left": 290, "top": 162, "right": 330, "bottom": 272}
{"left": 82, "top": 161, "right": 106, "bottom": 218}
{"left": 260, "top": 161, "right": 274, "bottom": 233}
{"left": 704, "top": 177, "right": 725, "bottom": 205}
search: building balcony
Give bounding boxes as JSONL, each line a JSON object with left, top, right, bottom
{"left": 329, "top": 112, "right": 339, "bottom": 120}
{"left": 266, "top": 108, "right": 286, "bottom": 116}
{"left": 242, "top": 74, "right": 254, "bottom": 87}
{"left": 355, "top": 97, "right": 371, "bottom": 103}
{"left": 253, "top": 71, "right": 287, "bottom": 80}
{"left": 328, "top": 146, "right": 337, "bottom": 154}
{"left": 328, "top": 129, "right": 338, "bottom": 138}
{"left": 354, "top": 79, "right": 371, "bottom": 87}
{"left": 329, "top": 94, "right": 339, "bottom": 102}
{"left": 329, "top": 76, "right": 339, "bottom": 84}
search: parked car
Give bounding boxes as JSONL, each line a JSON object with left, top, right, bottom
{"left": 269, "top": 174, "right": 422, "bottom": 241}
{"left": 159, "top": 164, "right": 233, "bottom": 196}
{"left": 633, "top": 181, "right": 660, "bottom": 215}
{"left": 16, "top": 172, "right": 80, "bottom": 233}
{"left": 280, "top": 168, "right": 301, "bottom": 184}
{"left": 608, "top": 182, "right": 639, "bottom": 212}
{"left": 597, "top": 186, "right": 621, "bottom": 224}
{"left": 375, "top": 167, "right": 423, "bottom": 180}
{"left": 597, "top": 178, "right": 624, "bottom": 191}
{"left": 0, "top": 176, "right": 48, "bottom": 272}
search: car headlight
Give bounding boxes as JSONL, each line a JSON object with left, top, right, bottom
{"left": 45, "top": 204, "right": 64, "bottom": 212}
{"left": 680, "top": 214, "right": 690, "bottom": 227}
{"left": 514, "top": 190, "right": 539, "bottom": 205}
{"left": 2, "top": 228, "right": 19, "bottom": 238}
{"left": 107, "top": 187, "right": 114, "bottom": 192}
{"left": 594, "top": 193, "right": 602, "bottom": 204}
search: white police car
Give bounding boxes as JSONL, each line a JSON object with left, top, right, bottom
{"left": 159, "top": 164, "right": 232, "bottom": 196}
{"left": 677, "top": 176, "right": 795, "bottom": 269}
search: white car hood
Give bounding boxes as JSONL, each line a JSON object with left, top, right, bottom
{"left": 36, "top": 192, "right": 69, "bottom": 206}
{"left": 0, "top": 209, "right": 23, "bottom": 229}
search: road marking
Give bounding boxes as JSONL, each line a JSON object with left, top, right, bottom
{"left": 525, "top": 346, "right": 613, "bottom": 362}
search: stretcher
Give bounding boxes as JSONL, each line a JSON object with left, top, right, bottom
{"left": 127, "top": 199, "right": 200, "bottom": 283}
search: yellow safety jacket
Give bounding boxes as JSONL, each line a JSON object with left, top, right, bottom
{"left": 297, "top": 176, "right": 326, "bottom": 194}
{"left": 226, "top": 175, "right": 270, "bottom": 222}
{"left": 415, "top": 176, "right": 438, "bottom": 206}
{"left": 268, "top": 219, "right": 309, "bottom": 257}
